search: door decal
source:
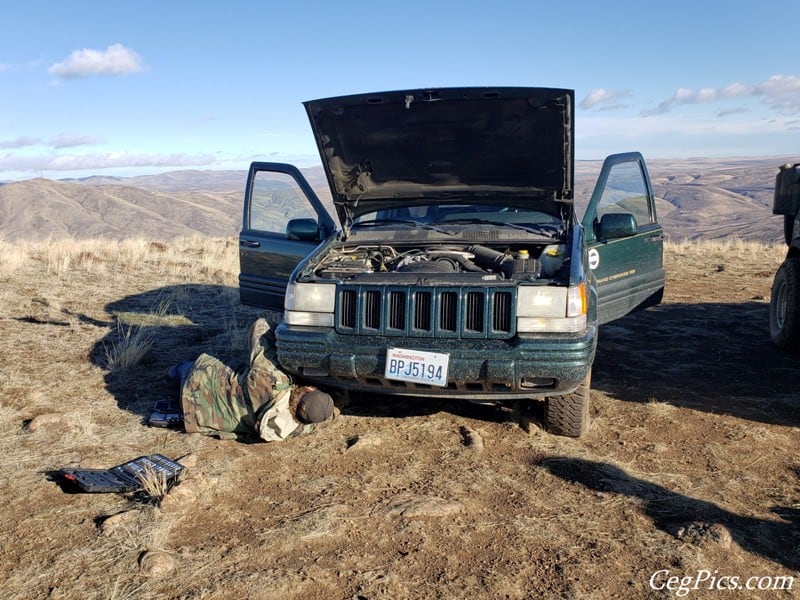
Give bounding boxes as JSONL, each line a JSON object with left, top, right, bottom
{"left": 588, "top": 248, "right": 600, "bottom": 270}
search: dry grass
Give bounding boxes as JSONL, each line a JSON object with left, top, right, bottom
{"left": 137, "top": 463, "right": 171, "bottom": 501}
{"left": 0, "top": 236, "right": 798, "bottom": 599}
{"left": 22, "top": 235, "right": 240, "bottom": 279}
{"left": 0, "top": 237, "right": 30, "bottom": 274}
{"left": 666, "top": 237, "right": 776, "bottom": 254}
{"left": 104, "top": 320, "right": 158, "bottom": 371}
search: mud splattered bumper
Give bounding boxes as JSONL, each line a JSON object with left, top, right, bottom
{"left": 275, "top": 323, "right": 597, "bottom": 400}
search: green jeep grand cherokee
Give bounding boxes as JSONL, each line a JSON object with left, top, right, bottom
{"left": 238, "top": 87, "right": 664, "bottom": 437}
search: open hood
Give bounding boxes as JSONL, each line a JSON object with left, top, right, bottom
{"left": 304, "top": 87, "right": 574, "bottom": 223}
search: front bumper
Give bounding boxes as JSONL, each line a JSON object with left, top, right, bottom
{"left": 275, "top": 324, "right": 597, "bottom": 400}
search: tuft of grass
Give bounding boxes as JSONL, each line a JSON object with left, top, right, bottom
{"left": 137, "top": 463, "right": 170, "bottom": 502}
{"left": 103, "top": 298, "right": 179, "bottom": 371}
{"left": 0, "top": 238, "right": 29, "bottom": 274}
{"left": 103, "top": 320, "right": 156, "bottom": 371}
{"left": 645, "top": 397, "right": 676, "bottom": 419}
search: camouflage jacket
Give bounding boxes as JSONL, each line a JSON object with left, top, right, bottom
{"left": 180, "top": 351, "right": 300, "bottom": 441}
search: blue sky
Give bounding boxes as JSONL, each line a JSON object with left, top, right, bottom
{"left": 2, "top": 0, "right": 799, "bottom": 180}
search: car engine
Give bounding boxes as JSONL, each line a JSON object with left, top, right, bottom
{"left": 312, "top": 243, "right": 567, "bottom": 281}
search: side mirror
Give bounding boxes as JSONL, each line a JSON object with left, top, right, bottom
{"left": 598, "top": 213, "right": 637, "bottom": 240}
{"left": 286, "top": 218, "right": 320, "bottom": 241}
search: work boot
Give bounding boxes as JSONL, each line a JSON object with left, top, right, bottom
{"left": 165, "top": 360, "right": 195, "bottom": 386}
{"left": 248, "top": 318, "right": 274, "bottom": 363}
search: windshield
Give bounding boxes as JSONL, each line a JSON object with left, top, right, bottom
{"left": 352, "top": 202, "right": 565, "bottom": 237}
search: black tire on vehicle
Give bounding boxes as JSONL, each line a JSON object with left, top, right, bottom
{"left": 770, "top": 257, "right": 800, "bottom": 352}
{"left": 544, "top": 370, "right": 591, "bottom": 437}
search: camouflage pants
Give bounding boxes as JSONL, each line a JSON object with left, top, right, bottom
{"left": 180, "top": 319, "right": 296, "bottom": 441}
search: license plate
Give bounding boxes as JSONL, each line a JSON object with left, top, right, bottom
{"left": 385, "top": 347, "right": 449, "bottom": 387}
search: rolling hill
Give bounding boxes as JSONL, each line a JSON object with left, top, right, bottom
{"left": 0, "top": 177, "right": 242, "bottom": 241}
{"left": 0, "top": 157, "right": 794, "bottom": 242}
{"left": 575, "top": 156, "right": 787, "bottom": 243}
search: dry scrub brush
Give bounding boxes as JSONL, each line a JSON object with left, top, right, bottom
{"left": 0, "top": 235, "right": 240, "bottom": 279}
{"left": 103, "top": 319, "right": 158, "bottom": 371}
{"left": 0, "top": 234, "right": 797, "bottom": 600}
{"left": 0, "top": 237, "right": 30, "bottom": 274}
{"left": 665, "top": 238, "right": 785, "bottom": 264}
{"left": 1, "top": 236, "right": 784, "bottom": 278}
{"left": 136, "top": 463, "right": 175, "bottom": 502}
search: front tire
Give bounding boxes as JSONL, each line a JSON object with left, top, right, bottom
{"left": 544, "top": 370, "right": 591, "bottom": 437}
{"left": 770, "top": 257, "right": 800, "bottom": 352}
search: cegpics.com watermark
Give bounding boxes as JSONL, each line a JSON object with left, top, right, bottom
{"left": 649, "top": 569, "right": 794, "bottom": 597}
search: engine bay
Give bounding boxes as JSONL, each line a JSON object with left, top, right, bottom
{"left": 310, "top": 242, "right": 568, "bottom": 282}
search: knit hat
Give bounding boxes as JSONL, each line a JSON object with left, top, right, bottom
{"left": 295, "top": 389, "right": 334, "bottom": 424}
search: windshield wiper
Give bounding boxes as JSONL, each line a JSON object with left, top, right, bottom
{"left": 351, "top": 219, "right": 454, "bottom": 236}
{"left": 444, "top": 218, "right": 562, "bottom": 238}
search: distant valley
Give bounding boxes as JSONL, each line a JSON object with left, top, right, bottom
{"left": 576, "top": 155, "right": 788, "bottom": 243}
{"left": 0, "top": 157, "right": 793, "bottom": 243}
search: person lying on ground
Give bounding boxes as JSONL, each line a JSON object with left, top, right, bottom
{"left": 163, "top": 318, "right": 336, "bottom": 441}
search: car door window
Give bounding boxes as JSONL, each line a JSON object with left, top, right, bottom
{"left": 249, "top": 171, "right": 318, "bottom": 235}
{"left": 240, "top": 164, "right": 336, "bottom": 310}
{"left": 595, "top": 160, "right": 652, "bottom": 229}
{"left": 583, "top": 153, "right": 664, "bottom": 325}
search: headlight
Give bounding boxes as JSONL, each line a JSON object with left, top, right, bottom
{"left": 284, "top": 282, "right": 335, "bottom": 327}
{"left": 516, "top": 283, "right": 587, "bottom": 333}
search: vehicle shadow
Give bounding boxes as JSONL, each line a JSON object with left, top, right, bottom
{"left": 86, "top": 283, "right": 523, "bottom": 427}
{"left": 89, "top": 284, "right": 797, "bottom": 430}
{"left": 593, "top": 301, "right": 799, "bottom": 427}
{"left": 341, "top": 392, "right": 524, "bottom": 425}
{"left": 538, "top": 456, "right": 800, "bottom": 572}
{"left": 88, "top": 283, "right": 264, "bottom": 418}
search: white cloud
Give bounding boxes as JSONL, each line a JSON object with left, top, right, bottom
{"left": 0, "top": 136, "right": 42, "bottom": 149}
{"left": 756, "top": 75, "right": 800, "bottom": 112}
{"left": 50, "top": 134, "right": 104, "bottom": 149}
{"left": 0, "top": 134, "right": 104, "bottom": 150}
{"left": 580, "top": 88, "right": 630, "bottom": 110}
{"left": 645, "top": 75, "right": 800, "bottom": 116}
{"left": 577, "top": 109, "right": 800, "bottom": 159}
{"left": 48, "top": 43, "right": 144, "bottom": 79}
{"left": 0, "top": 148, "right": 323, "bottom": 179}
{"left": 0, "top": 151, "right": 216, "bottom": 174}
{"left": 717, "top": 107, "right": 750, "bottom": 117}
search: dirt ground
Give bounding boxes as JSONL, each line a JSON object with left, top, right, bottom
{"left": 0, "top": 238, "right": 798, "bottom": 599}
